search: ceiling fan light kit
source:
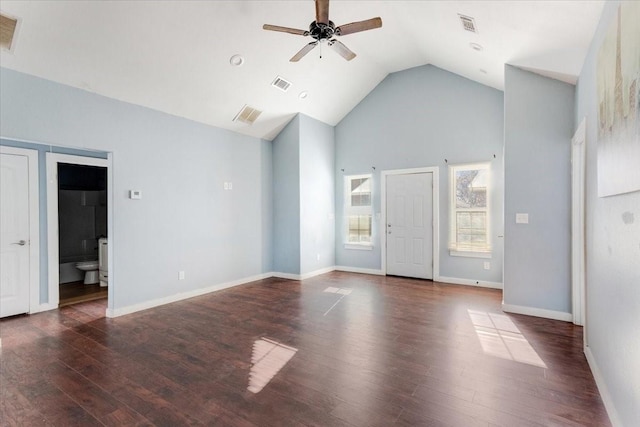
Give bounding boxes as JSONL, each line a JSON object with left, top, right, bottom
{"left": 263, "top": 0, "right": 382, "bottom": 62}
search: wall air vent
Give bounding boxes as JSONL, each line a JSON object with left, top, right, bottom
{"left": 0, "top": 13, "right": 18, "bottom": 51}
{"left": 271, "top": 76, "right": 292, "bottom": 92}
{"left": 458, "top": 14, "right": 477, "bottom": 33}
{"left": 233, "top": 105, "right": 262, "bottom": 125}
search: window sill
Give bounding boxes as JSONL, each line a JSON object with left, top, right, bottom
{"left": 344, "top": 244, "right": 373, "bottom": 251}
{"left": 449, "top": 250, "right": 491, "bottom": 259}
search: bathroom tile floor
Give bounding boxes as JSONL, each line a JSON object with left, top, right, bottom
{"left": 1, "top": 272, "right": 610, "bottom": 426}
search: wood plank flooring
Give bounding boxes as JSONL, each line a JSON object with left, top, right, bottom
{"left": 59, "top": 281, "right": 108, "bottom": 307}
{"left": 0, "top": 272, "right": 610, "bottom": 426}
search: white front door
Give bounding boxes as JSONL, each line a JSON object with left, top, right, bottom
{"left": 1, "top": 152, "right": 31, "bottom": 317}
{"left": 386, "top": 173, "right": 433, "bottom": 279}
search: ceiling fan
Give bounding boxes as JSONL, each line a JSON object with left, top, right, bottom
{"left": 263, "top": 0, "right": 382, "bottom": 62}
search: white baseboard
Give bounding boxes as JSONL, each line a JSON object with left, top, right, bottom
{"left": 300, "top": 266, "right": 335, "bottom": 280}
{"left": 272, "top": 266, "right": 337, "bottom": 281}
{"left": 272, "top": 272, "right": 303, "bottom": 280}
{"left": 105, "top": 272, "right": 273, "bottom": 318}
{"left": 335, "top": 266, "right": 385, "bottom": 276}
{"left": 501, "top": 303, "right": 573, "bottom": 322}
{"left": 436, "top": 275, "right": 503, "bottom": 289}
{"left": 31, "top": 303, "right": 58, "bottom": 314}
{"left": 584, "top": 346, "right": 621, "bottom": 427}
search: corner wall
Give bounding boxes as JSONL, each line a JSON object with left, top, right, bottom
{"left": 574, "top": 1, "right": 640, "bottom": 424}
{"left": 272, "top": 114, "right": 336, "bottom": 276}
{"left": 503, "top": 65, "right": 575, "bottom": 318}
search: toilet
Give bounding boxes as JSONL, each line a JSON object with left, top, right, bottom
{"left": 76, "top": 260, "right": 100, "bottom": 284}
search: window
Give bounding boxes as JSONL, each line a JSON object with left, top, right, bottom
{"left": 345, "top": 174, "right": 372, "bottom": 248}
{"left": 449, "top": 163, "right": 491, "bottom": 257}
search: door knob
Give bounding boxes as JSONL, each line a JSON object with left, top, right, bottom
{"left": 12, "top": 240, "right": 26, "bottom": 246}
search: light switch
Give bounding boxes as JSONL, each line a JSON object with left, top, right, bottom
{"left": 129, "top": 190, "right": 142, "bottom": 200}
{"left": 515, "top": 213, "right": 529, "bottom": 224}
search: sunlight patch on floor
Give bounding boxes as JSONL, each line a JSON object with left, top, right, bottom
{"left": 248, "top": 338, "right": 297, "bottom": 393}
{"left": 468, "top": 309, "right": 547, "bottom": 368}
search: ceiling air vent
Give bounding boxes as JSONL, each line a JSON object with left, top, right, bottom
{"left": 233, "top": 105, "right": 262, "bottom": 125}
{"left": 0, "top": 13, "right": 18, "bottom": 51}
{"left": 458, "top": 14, "right": 477, "bottom": 33}
{"left": 271, "top": 76, "right": 292, "bottom": 92}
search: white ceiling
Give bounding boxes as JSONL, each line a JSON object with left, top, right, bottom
{"left": 0, "top": 1, "right": 605, "bottom": 141}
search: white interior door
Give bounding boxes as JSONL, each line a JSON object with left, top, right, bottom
{"left": 1, "top": 152, "right": 31, "bottom": 317}
{"left": 386, "top": 173, "right": 433, "bottom": 279}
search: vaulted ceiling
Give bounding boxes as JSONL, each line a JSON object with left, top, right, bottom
{"left": 0, "top": 1, "right": 605, "bottom": 140}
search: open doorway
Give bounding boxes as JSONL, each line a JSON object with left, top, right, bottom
{"left": 46, "top": 153, "right": 110, "bottom": 308}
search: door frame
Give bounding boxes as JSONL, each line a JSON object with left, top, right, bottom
{"left": 571, "top": 118, "right": 587, "bottom": 329}
{"left": 0, "top": 145, "right": 40, "bottom": 313}
{"left": 381, "top": 167, "right": 439, "bottom": 278}
{"left": 46, "top": 153, "right": 111, "bottom": 308}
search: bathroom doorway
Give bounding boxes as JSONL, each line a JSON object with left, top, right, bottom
{"left": 46, "top": 153, "right": 110, "bottom": 308}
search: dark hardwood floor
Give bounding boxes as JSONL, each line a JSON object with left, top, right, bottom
{"left": 1, "top": 272, "right": 610, "bottom": 426}
{"left": 59, "top": 281, "right": 108, "bottom": 307}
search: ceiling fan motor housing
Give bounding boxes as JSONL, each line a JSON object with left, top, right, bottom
{"left": 309, "top": 21, "right": 335, "bottom": 40}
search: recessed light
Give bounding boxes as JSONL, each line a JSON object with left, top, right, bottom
{"left": 299, "top": 91, "right": 308, "bottom": 100}
{"left": 230, "top": 54, "right": 244, "bottom": 66}
{"left": 470, "top": 43, "right": 483, "bottom": 51}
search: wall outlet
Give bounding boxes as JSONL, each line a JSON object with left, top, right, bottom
{"left": 515, "top": 213, "right": 529, "bottom": 224}
{"left": 483, "top": 262, "right": 491, "bottom": 270}
{"left": 316, "top": 254, "right": 321, "bottom": 261}
{"left": 179, "top": 271, "right": 185, "bottom": 280}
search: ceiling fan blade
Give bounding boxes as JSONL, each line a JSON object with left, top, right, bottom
{"left": 328, "top": 39, "right": 356, "bottom": 61}
{"left": 263, "top": 24, "right": 309, "bottom": 36}
{"left": 336, "top": 17, "right": 382, "bottom": 36}
{"left": 315, "top": 0, "right": 330, "bottom": 25}
{"left": 290, "top": 41, "right": 319, "bottom": 62}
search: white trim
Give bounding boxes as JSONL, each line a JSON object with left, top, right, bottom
{"left": 272, "top": 272, "right": 303, "bottom": 281}
{"left": 106, "top": 272, "right": 273, "bottom": 318}
{"left": 381, "top": 166, "right": 439, "bottom": 279}
{"left": 501, "top": 303, "right": 573, "bottom": 322}
{"left": 344, "top": 243, "right": 373, "bottom": 251}
{"left": 584, "top": 347, "right": 622, "bottom": 427}
{"left": 272, "top": 266, "right": 336, "bottom": 281}
{"left": 436, "top": 275, "right": 502, "bottom": 289}
{"left": 449, "top": 250, "right": 491, "bottom": 259}
{"left": 300, "top": 266, "right": 335, "bottom": 280}
{"left": 46, "top": 153, "right": 110, "bottom": 309}
{"left": 0, "top": 146, "right": 40, "bottom": 314}
{"left": 335, "top": 266, "right": 385, "bottom": 276}
{"left": 571, "top": 117, "right": 587, "bottom": 327}
{"left": 33, "top": 303, "right": 58, "bottom": 313}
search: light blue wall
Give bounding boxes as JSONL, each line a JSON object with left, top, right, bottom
{"left": 1, "top": 67, "right": 273, "bottom": 310}
{"left": 272, "top": 115, "right": 301, "bottom": 274}
{"left": 503, "top": 66, "right": 575, "bottom": 314}
{"left": 0, "top": 138, "right": 107, "bottom": 303}
{"left": 335, "top": 65, "right": 504, "bottom": 283}
{"left": 299, "top": 114, "right": 335, "bottom": 275}
{"left": 575, "top": 1, "right": 640, "bottom": 424}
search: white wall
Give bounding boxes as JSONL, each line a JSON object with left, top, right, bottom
{"left": 574, "top": 1, "right": 640, "bottom": 425}
{"left": 335, "top": 65, "right": 504, "bottom": 283}
{"left": 0, "top": 67, "right": 273, "bottom": 312}
{"left": 503, "top": 65, "right": 575, "bottom": 317}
